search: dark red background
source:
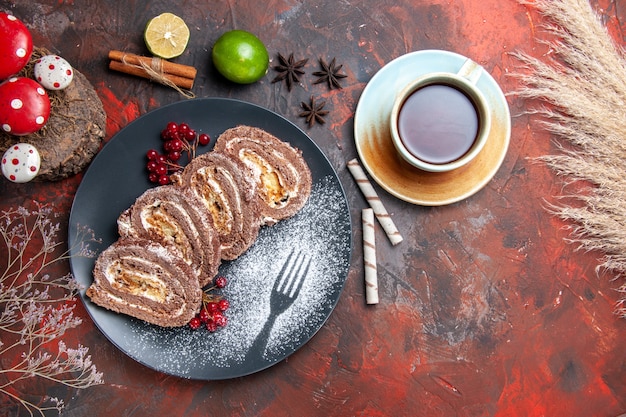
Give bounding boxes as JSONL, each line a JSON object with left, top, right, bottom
{"left": 1, "top": 0, "right": 625, "bottom": 416}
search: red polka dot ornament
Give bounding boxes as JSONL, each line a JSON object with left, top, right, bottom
{"left": 0, "top": 77, "right": 50, "bottom": 136}
{"left": 1, "top": 143, "right": 41, "bottom": 183}
{"left": 0, "top": 13, "right": 33, "bottom": 80}
{"left": 34, "top": 54, "right": 74, "bottom": 90}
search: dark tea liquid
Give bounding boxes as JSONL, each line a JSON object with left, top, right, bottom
{"left": 397, "top": 83, "right": 479, "bottom": 164}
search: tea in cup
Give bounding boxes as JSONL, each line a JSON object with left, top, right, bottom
{"left": 390, "top": 58, "right": 491, "bottom": 172}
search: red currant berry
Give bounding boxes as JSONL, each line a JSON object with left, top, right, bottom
{"left": 215, "top": 276, "right": 227, "bottom": 288}
{"left": 155, "top": 154, "right": 168, "bottom": 164}
{"left": 184, "top": 129, "right": 196, "bottom": 141}
{"left": 161, "top": 129, "right": 171, "bottom": 141}
{"left": 166, "top": 122, "right": 178, "bottom": 133}
{"left": 155, "top": 164, "right": 168, "bottom": 176}
{"left": 189, "top": 316, "right": 202, "bottom": 330}
{"left": 146, "top": 149, "right": 159, "bottom": 160}
{"left": 198, "top": 308, "right": 211, "bottom": 323}
{"left": 168, "top": 151, "right": 181, "bottom": 162}
{"left": 148, "top": 172, "right": 159, "bottom": 183}
{"left": 178, "top": 123, "right": 190, "bottom": 134}
{"left": 163, "top": 140, "right": 173, "bottom": 152}
{"left": 206, "top": 320, "right": 218, "bottom": 332}
{"left": 158, "top": 175, "right": 170, "bottom": 185}
{"left": 189, "top": 318, "right": 202, "bottom": 330}
{"left": 213, "top": 312, "right": 227, "bottom": 327}
{"left": 206, "top": 301, "right": 219, "bottom": 314}
{"left": 217, "top": 299, "right": 230, "bottom": 311}
{"left": 198, "top": 133, "right": 210, "bottom": 146}
{"left": 169, "top": 138, "right": 184, "bottom": 152}
{"left": 146, "top": 160, "right": 159, "bottom": 172}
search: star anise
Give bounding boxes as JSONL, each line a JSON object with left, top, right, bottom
{"left": 312, "top": 57, "right": 347, "bottom": 90}
{"left": 271, "top": 53, "right": 308, "bottom": 91}
{"left": 299, "top": 96, "right": 329, "bottom": 128}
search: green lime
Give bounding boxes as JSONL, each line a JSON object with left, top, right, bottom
{"left": 212, "top": 30, "right": 269, "bottom": 84}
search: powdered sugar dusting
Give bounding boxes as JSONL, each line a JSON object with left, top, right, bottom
{"left": 120, "top": 175, "right": 351, "bottom": 378}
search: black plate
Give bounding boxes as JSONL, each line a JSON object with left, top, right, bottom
{"left": 68, "top": 98, "right": 352, "bottom": 380}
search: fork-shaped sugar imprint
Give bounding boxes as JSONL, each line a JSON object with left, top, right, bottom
{"left": 272, "top": 250, "right": 311, "bottom": 309}
{"left": 245, "top": 250, "right": 311, "bottom": 363}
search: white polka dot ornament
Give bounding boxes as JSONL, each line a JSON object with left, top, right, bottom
{"left": 34, "top": 55, "right": 74, "bottom": 90}
{"left": 0, "top": 77, "right": 51, "bottom": 136}
{"left": 0, "top": 13, "right": 33, "bottom": 80}
{"left": 1, "top": 143, "right": 41, "bottom": 183}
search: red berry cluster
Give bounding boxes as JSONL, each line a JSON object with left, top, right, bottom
{"left": 146, "top": 122, "right": 211, "bottom": 185}
{"left": 188, "top": 275, "right": 229, "bottom": 332}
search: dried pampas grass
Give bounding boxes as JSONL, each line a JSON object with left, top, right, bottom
{"left": 511, "top": 0, "right": 626, "bottom": 315}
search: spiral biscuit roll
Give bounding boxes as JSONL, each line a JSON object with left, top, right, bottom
{"left": 214, "top": 125, "right": 312, "bottom": 226}
{"left": 117, "top": 185, "right": 221, "bottom": 287}
{"left": 173, "top": 152, "right": 261, "bottom": 260}
{"left": 87, "top": 238, "right": 203, "bottom": 327}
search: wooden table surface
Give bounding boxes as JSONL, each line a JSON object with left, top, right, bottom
{"left": 1, "top": 0, "right": 626, "bottom": 416}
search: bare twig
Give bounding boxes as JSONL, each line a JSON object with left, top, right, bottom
{"left": 0, "top": 203, "right": 103, "bottom": 416}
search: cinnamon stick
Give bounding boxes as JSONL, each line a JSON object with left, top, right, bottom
{"left": 109, "top": 60, "right": 194, "bottom": 89}
{"left": 109, "top": 50, "right": 197, "bottom": 79}
{"left": 108, "top": 50, "right": 196, "bottom": 90}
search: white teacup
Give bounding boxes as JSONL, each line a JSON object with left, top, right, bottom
{"left": 390, "top": 58, "right": 491, "bottom": 172}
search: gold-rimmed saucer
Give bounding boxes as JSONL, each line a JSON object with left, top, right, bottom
{"left": 354, "top": 49, "right": 511, "bottom": 206}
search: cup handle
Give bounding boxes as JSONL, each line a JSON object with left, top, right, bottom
{"left": 457, "top": 58, "right": 483, "bottom": 85}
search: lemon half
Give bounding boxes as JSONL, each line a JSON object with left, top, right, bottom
{"left": 144, "top": 13, "right": 190, "bottom": 59}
